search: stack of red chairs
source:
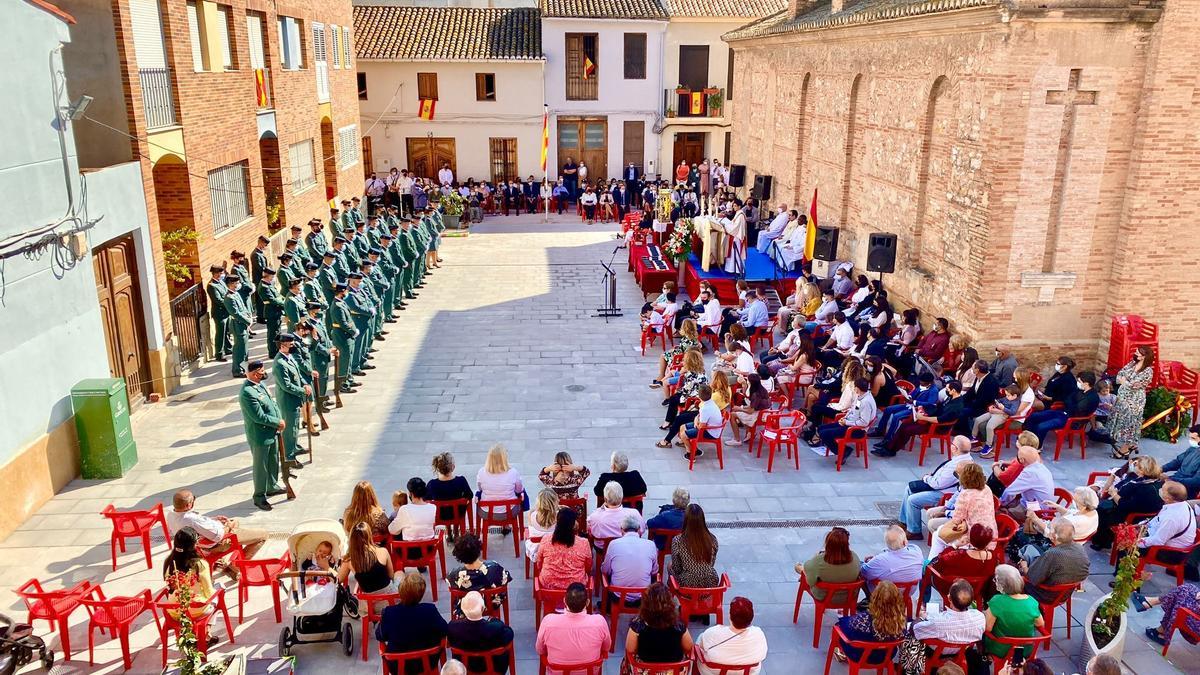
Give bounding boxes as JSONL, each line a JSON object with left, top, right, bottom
{"left": 1105, "top": 314, "right": 1158, "bottom": 377}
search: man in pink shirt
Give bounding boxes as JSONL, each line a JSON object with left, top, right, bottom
{"left": 587, "top": 481, "right": 646, "bottom": 542}
{"left": 535, "top": 583, "right": 610, "bottom": 673}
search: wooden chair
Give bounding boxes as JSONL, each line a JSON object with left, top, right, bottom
{"left": 793, "top": 570, "right": 864, "bottom": 648}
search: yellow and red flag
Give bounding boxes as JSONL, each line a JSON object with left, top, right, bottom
{"left": 418, "top": 98, "right": 436, "bottom": 120}
{"left": 254, "top": 68, "right": 269, "bottom": 107}
{"left": 583, "top": 55, "right": 596, "bottom": 80}
{"left": 540, "top": 106, "right": 549, "bottom": 173}
{"left": 805, "top": 187, "right": 818, "bottom": 260}
{"left": 690, "top": 92, "right": 704, "bottom": 115}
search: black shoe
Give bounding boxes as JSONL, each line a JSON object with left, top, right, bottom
{"left": 870, "top": 449, "right": 896, "bottom": 457}
{"left": 233, "top": 372, "right": 247, "bottom": 379}
{"left": 286, "top": 460, "right": 305, "bottom": 470}
{"left": 386, "top": 319, "right": 398, "bottom": 324}
{"left": 254, "top": 498, "right": 273, "bottom": 511}
{"left": 363, "top": 364, "right": 376, "bottom": 370}
{"left": 215, "top": 356, "right": 228, "bottom": 362}
{"left": 375, "top": 335, "right": 387, "bottom": 341}
{"left": 248, "top": 330, "right": 258, "bottom": 337}
{"left": 397, "top": 305, "right": 408, "bottom": 311}
{"left": 369, "top": 348, "right": 379, "bottom": 353}
{"left": 339, "top": 385, "right": 354, "bottom": 394}
{"left": 267, "top": 488, "right": 289, "bottom": 497}
{"left": 406, "top": 294, "right": 417, "bottom": 299}
{"left": 684, "top": 449, "right": 705, "bottom": 458}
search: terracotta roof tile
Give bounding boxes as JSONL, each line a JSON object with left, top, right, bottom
{"left": 723, "top": 0, "right": 998, "bottom": 40}
{"left": 353, "top": 6, "right": 542, "bottom": 61}
{"left": 540, "top": 0, "right": 669, "bottom": 20}
{"left": 665, "top": 0, "right": 787, "bottom": 18}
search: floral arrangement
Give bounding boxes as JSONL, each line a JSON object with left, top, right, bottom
{"left": 166, "top": 570, "right": 227, "bottom": 675}
{"left": 437, "top": 191, "right": 466, "bottom": 216}
{"left": 662, "top": 218, "right": 696, "bottom": 261}
{"left": 1143, "top": 385, "right": 1192, "bottom": 442}
{"left": 1092, "top": 523, "right": 1143, "bottom": 648}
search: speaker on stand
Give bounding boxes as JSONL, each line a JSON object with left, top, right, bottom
{"left": 728, "top": 164, "right": 746, "bottom": 188}
{"left": 866, "top": 233, "right": 898, "bottom": 274}
{"left": 751, "top": 174, "right": 773, "bottom": 201}
{"left": 810, "top": 225, "right": 840, "bottom": 279}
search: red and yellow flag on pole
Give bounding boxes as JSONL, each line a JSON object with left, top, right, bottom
{"left": 540, "top": 106, "right": 549, "bottom": 173}
{"left": 805, "top": 187, "right": 819, "bottom": 260}
{"left": 583, "top": 55, "right": 596, "bottom": 79}
{"left": 418, "top": 98, "right": 436, "bottom": 120}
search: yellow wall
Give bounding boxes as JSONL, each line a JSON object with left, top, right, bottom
{"left": 0, "top": 418, "right": 80, "bottom": 541}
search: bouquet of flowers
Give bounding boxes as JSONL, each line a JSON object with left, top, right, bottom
{"left": 663, "top": 218, "right": 695, "bottom": 261}
{"left": 437, "top": 190, "right": 466, "bottom": 216}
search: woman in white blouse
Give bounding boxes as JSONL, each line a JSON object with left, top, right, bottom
{"left": 476, "top": 444, "right": 524, "bottom": 527}
{"left": 525, "top": 488, "right": 560, "bottom": 563}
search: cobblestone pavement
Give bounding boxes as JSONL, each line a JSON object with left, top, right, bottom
{"left": 1, "top": 214, "right": 1194, "bottom": 673}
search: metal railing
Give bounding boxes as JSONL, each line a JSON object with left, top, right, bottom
{"left": 254, "top": 67, "right": 272, "bottom": 109}
{"left": 139, "top": 67, "right": 177, "bottom": 129}
{"left": 170, "top": 283, "right": 206, "bottom": 368}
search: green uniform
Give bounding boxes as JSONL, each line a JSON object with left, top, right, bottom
{"left": 382, "top": 240, "right": 405, "bottom": 309}
{"left": 233, "top": 263, "right": 254, "bottom": 309}
{"left": 377, "top": 247, "right": 400, "bottom": 312}
{"left": 257, "top": 280, "right": 286, "bottom": 357}
{"left": 330, "top": 297, "right": 358, "bottom": 388}
{"left": 342, "top": 235, "right": 363, "bottom": 272}
{"left": 306, "top": 230, "right": 329, "bottom": 262}
{"left": 273, "top": 351, "right": 307, "bottom": 461}
{"left": 345, "top": 286, "right": 376, "bottom": 370}
{"left": 341, "top": 211, "right": 356, "bottom": 233}
{"left": 353, "top": 232, "right": 371, "bottom": 260}
{"left": 238, "top": 379, "right": 283, "bottom": 501}
{"left": 331, "top": 247, "right": 352, "bottom": 282}
{"left": 250, "top": 248, "right": 269, "bottom": 321}
{"left": 302, "top": 274, "right": 327, "bottom": 313}
{"left": 309, "top": 316, "right": 334, "bottom": 402}
{"left": 207, "top": 279, "right": 230, "bottom": 359}
{"left": 397, "top": 228, "right": 419, "bottom": 298}
{"left": 284, "top": 291, "right": 306, "bottom": 331}
{"left": 223, "top": 287, "right": 253, "bottom": 376}
{"left": 328, "top": 216, "right": 342, "bottom": 243}
{"left": 289, "top": 244, "right": 312, "bottom": 269}
{"left": 277, "top": 265, "right": 295, "bottom": 296}
{"left": 364, "top": 267, "right": 387, "bottom": 332}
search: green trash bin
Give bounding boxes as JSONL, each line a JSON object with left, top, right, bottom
{"left": 71, "top": 378, "right": 138, "bottom": 479}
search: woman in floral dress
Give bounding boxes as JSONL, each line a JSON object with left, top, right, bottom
{"left": 1107, "top": 346, "right": 1155, "bottom": 459}
{"left": 445, "top": 533, "right": 511, "bottom": 619}
{"left": 1132, "top": 583, "right": 1200, "bottom": 646}
{"left": 538, "top": 451, "right": 590, "bottom": 498}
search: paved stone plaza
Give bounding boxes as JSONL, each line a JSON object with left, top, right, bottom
{"left": 1, "top": 213, "right": 1195, "bottom": 674}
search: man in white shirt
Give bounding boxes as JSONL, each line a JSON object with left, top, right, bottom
{"left": 695, "top": 597, "right": 768, "bottom": 675}
{"left": 1138, "top": 481, "right": 1196, "bottom": 554}
{"left": 437, "top": 163, "right": 454, "bottom": 186}
{"left": 167, "top": 489, "right": 268, "bottom": 575}
{"left": 398, "top": 170, "right": 415, "bottom": 217}
{"left": 813, "top": 378, "right": 877, "bottom": 465}
{"left": 912, "top": 579, "right": 986, "bottom": 644}
{"left": 673, "top": 385, "right": 723, "bottom": 459}
{"left": 813, "top": 289, "right": 840, "bottom": 325}
{"left": 388, "top": 477, "right": 437, "bottom": 540}
{"left": 897, "top": 436, "right": 973, "bottom": 538}
{"left": 999, "top": 446, "right": 1056, "bottom": 519}
{"left": 818, "top": 311, "right": 856, "bottom": 367}
{"left": 756, "top": 207, "right": 794, "bottom": 253}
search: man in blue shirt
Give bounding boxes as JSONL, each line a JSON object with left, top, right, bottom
{"left": 739, "top": 287, "right": 770, "bottom": 331}
{"left": 646, "top": 487, "right": 690, "bottom": 550}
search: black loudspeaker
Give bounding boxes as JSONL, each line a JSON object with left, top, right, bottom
{"left": 728, "top": 164, "right": 746, "bottom": 188}
{"left": 813, "top": 225, "right": 839, "bottom": 262}
{"left": 866, "top": 232, "right": 898, "bottom": 273}
{"left": 752, "top": 174, "right": 773, "bottom": 200}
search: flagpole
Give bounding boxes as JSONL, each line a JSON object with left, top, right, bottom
{"left": 542, "top": 104, "right": 549, "bottom": 224}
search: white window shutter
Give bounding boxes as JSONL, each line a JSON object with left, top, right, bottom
{"left": 186, "top": 1, "right": 203, "bottom": 71}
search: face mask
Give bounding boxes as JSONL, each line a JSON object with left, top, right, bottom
{"left": 1076, "top": 380, "right": 1086, "bottom": 389}
{"left": 1055, "top": 364, "right": 1066, "bottom": 373}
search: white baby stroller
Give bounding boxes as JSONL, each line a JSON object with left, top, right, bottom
{"left": 277, "top": 519, "right": 356, "bottom": 658}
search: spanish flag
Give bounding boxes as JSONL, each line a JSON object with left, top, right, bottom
{"left": 690, "top": 92, "right": 704, "bottom": 115}
{"left": 805, "top": 187, "right": 818, "bottom": 260}
{"left": 418, "top": 98, "right": 436, "bottom": 121}
{"left": 583, "top": 55, "right": 596, "bottom": 80}
{"left": 254, "top": 68, "right": 269, "bottom": 107}
{"left": 540, "top": 106, "right": 549, "bottom": 173}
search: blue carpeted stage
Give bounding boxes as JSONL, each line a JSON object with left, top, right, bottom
{"left": 684, "top": 248, "right": 803, "bottom": 301}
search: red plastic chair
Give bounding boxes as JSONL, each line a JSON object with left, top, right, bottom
{"left": 356, "top": 588, "right": 400, "bottom": 661}
{"left": 1137, "top": 528, "right": 1200, "bottom": 586}
{"left": 14, "top": 578, "right": 97, "bottom": 660}
{"left": 539, "top": 655, "right": 605, "bottom": 675}
{"left": 588, "top": 535, "right": 619, "bottom": 594}
{"left": 196, "top": 532, "right": 242, "bottom": 572}
{"left": 531, "top": 560, "right": 592, "bottom": 628}
{"left": 749, "top": 318, "right": 777, "bottom": 352}
{"left": 601, "top": 582, "right": 645, "bottom": 650}
{"left": 923, "top": 566, "right": 990, "bottom": 611}
{"left": 80, "top": 588, "right": 156, "bottom": 671}
{"left": 478, "top": 497, "right": 525, "bottom": 559}
{"left": 793, "top": 570, "right": 864, "bottom": 648}
{"left": 151, "top": 585, "right": 234, "bottom": 668}
{"left": 994, "top": 513, "right": 1020, "bottom": 549}
{"left": 1034, "top": 581, "right": 1080, "bottom": 639}
{"left": 592, "top": 493, "right": 647, "bottom": 513}
{"left": 669, "top": 573, "right": 731, "bottom": 625}
{"left": 687, "top": 411, "right": 728, "bottom": 470}
{"left": 911, "top": 420, "right": 955, "bottom": 466}
{"left": 641, "top": 323, "right": 669, "bottom": 355}
{"left": 824, "top": 625, "right": 902, "bottom": 674}
{"left": 922, "top": 638, "right": 972, "bottom": 674}
{"left": 450, "top": 643, "right": 518, "bottom": 675}
{"left": 628, "top": 657, "right": 692, "bottom": 674}
{"left": 433, "top": 497, "right": 475, "bottom": 540}
{"left": 525, "top": 534, "right": 543, "bottom": 579}
{"left": 101, "top": 503, "right": 170, "bottom": 570}
{"left": 648, "top": 527, "right": 682, "bottom": 580}
{"left": 449, "top": 583, "right": 511, "bottom": 624}
{"left": 698, "top": 320, "right": 722, "bottom": 352}
{"left": 991, "top": 413, "right": 1028, "bottom": 462}
{"left": 892, "top": 579, "right": 919, "bottom": 620}
{"left": 757, "top": 410, "right": 806, "bottom": 473}
{"left": 1159, "top": 360, "right": 1200, "bottom": 418}
{"left": 388, "top": 531, "right": 447, "bottom": 601}
{"left": 232, "top": 550, "right": 290, "bottom": 623}
{"left": 889, "top": 379, "right": 915, "bottom": 406}
{"left": 559, "top": 496, "right": 588, "bottom": 535}
{"left": 695, "top": 652, "right": 758, "bottom": 675}
{"left": 380, "top": 639, "right": 446, "bottom": 675}
{"left": 1163, "top": 605, "right": 1200, "bottom": 656}
{"left": 1052, "top": 415, "right": 1092, "bottom": 460}
{"left": 984, "top": 628, "right": 1051, "bottom": 670}
{"left": 828, "top": 413, "right": 874, "bottom": 471}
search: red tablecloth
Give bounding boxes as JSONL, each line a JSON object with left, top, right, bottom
{"left": 632, "top": 245, "right": 676, "bottom": 296}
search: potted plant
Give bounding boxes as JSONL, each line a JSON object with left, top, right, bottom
{"left": 706, "top": 89, "right": 724, "bottom": 117}
{"left": 162, "top": 571, "right": 242, "bottom": 675}
{"left": 675, "top": 84, "right": 690, "bottom": 95}
{"left": 439, "top": 191, "right": 466, "bottom": 229}
{"left": 666, "top": 106, "right": 676, "bottom": 118}
{"left": 1077, "top": 523, "right": 1143, "bottom": 667}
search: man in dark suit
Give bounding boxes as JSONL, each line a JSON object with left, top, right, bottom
{"left": 447, "top": 591, "right": 514, "bottom": 673}
{"left": 591, "top": 451, "right": 648, "bottom": 511}
{"left": 613, "top": 183, "right": 630, "bottom": 220}
{"left": 623, "top": 163, "right": 641, "bottom": 208}
{"left": 523, "top": 176, "right": 539, "bottom": 213}
{"left": 965, "top": 359, "right": 1000, "bottom": 419}
{"left": 505, "top": 181, "right": 523, "bottom": 215}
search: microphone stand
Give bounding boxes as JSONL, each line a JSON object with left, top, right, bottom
{"left": 595, "top": 245, "right": 624, "bottom": 321}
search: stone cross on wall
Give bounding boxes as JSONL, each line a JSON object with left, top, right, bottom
{"left": 1040, "top": 68, "right": 1098, "bottom": 274}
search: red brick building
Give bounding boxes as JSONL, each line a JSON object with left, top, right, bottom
{"left": 725, "top": 0, "right": 1200, "bottom": 370}
{"left": 88, "top": 0, "right": 362, "bottom": 381}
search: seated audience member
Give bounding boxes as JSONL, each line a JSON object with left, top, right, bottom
{"left": 1021, "top": 371, "right": 1099, "bottom": 448}
{"left": 1033, "top": 356, "right": 1079, "bottom": 410}
{"left": 911, "top": 317, "right": 952, "bottom": 376}
{"left": 1094, "top": 379, "right": 1116, "bottom": 428}
{"left": 1008, "top": 487, "right": 1098, "bottom": 560}
{"left": 964, "top": 360, "right": 1000, "bottom": 419}
{"left": 343, "top": 480, "right": 391, "bottom": 538}
{"left": 985, "top": 431, "right": 1039, "bottom": 497}
{"left": 658, "top": 350, "right": 709, "bottom": 448}
{"left": 1086, "top": 654, "right": 1122, "bottom": 675}
{"left": 729, "top": 374, "right": 771, "bottom": 446}
{"left": 695, "top": 597, "right": 768, "bottom": 675}
{"left": 442, "top": 661, "right": 467, "bottom": 675}
{"left": 911, "top": 579, "right": 986, "bottom": 642}
{"left": 807, "top": 359, "right": 866, "bottom": 423}
{"left": 812, "top": 288, "right": 840, "bottom": 327}
{"left": 923, "top": 524, "right": 997, "bottom": 603}
{"left": 447, "top": 591, "right": 514, "bottom": 673}
{"left": 812, "top": 378, "right": 878, "bottom": 465}
{"left": 818, "top": 312, "right": 856, "bottom": 368}
{"left": 168, "top": 489, "right": 267, "bottom": 575}
{"left": 388, "top": 477, "right": 437, "bottom": 541}
{"left": 162, "top": 528, "right": 219, "bottom": 618}
{"left": 340, "top": 522, "right": 397, "bottom": 594}
{"left": 952, "top": 348, "right": 981, "bottom": 390}
{"left": 983, "top": 565, "right": 1044, "bottom": 660}
{"left": 623, "top": 582, "right": 693, "bottom": 670}
{"left": 377, "top": 573, "right": 448, "bottom": 674}
{"left": 588, "top": 482, "right": 647, "bottom": 542}
{"left": 1090, "top": 455, "right": 1165, "bottom": 551}
{"left": 872, "top": 372, "right": 940, "bottom": 439}
{"left": 713, "top": 334, "right": 756, "bottom": 382}
{"left": 446, "top": 534, "right": 512, "bottom": 618}
{"left": 998, "top": 445, "right": 1055, "bottom": 521}
{"left": 897, "top": 435, "right": 974, "bottom": 539}
{"left": 538, "top": 451, "right": 590, "bottom": 498}
{"left": 1131, "top": 582, "right": 1200, "bottom": 647}
{"left": 476, "top": 444, "right": 525, "bottom": 525}
{"left": 834, "top": 581, "right": 906, "bottom": 664}
{"left": 925, "top": 462, "right": 997, "bottom": 559}
{"left": 1163, "top": 424, "right": 1200, "bottom": 498}
{"left": 796, "top": 527, "right": 861, "bottom": 603}
{"left": 601, "top": 515, "right": 658, "bottom": 600}
{"left": 525, "top": 489, "right": 560, "bottom": 562}
{"left": 1134, "top": 480, "right": 1196, "bottom": 558}
{"left": 1019, "top": 520, "right": 1089, "bottom": 602}
{"left": 647, "top": 487, "right": 691, "bottom": 549}
{"left": 653, "top": 320, "right": 701, "bottom": 387}
{"left": 591, "top": 451, "right": 647, "bottom": 506}
{"left": 537, "top": 508, "right": 592, "bottom": 589}
{"left": 990, "top": 346, "right": 1019, "bottom": 388}
{"left": 873, "top": 381, "right": 966, "bottom": 457}
{"left": 536, "top": 583, "right": 611, "bottom": 669}
{"left": 971, "top": 384, "right": 1022, "bottom": 456}
{"left": 673, "top": 385, "right": 724, "bottom": 458}
{"left": 861, "top": 525, "right": 923, "bottom": 592}
{"left": 777, "top": 281, "right": 821, "bottom": 334}
{"left": 428, "top": 453, "right": 474, "bottom": 539}
{"left": 885, "top": 309, "right": 922, "bottom": 363}
{"left": 671, "top": 504, "right": 720, "bottom": 589}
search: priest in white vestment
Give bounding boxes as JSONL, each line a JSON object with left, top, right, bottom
{"left": 723, "top": 207, "right": 747, "bottom": 274}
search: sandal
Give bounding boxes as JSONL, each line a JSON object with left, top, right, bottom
{"left": 659, "top": 423, "right": 671, "bottom": 430}
{"left": 1130, "top": 590, "right": 1151, "bottom": 612}
{"left": 655, "top": 440, "right": 672, "bottom": 448}
{"left": 1145, "top": 627, "right": 1168, "bottom": 646}
{"left": 649, "top": 380, "right": 663, "bottom": 389}
{"left": 833, "top": 648, "right": 847, "bottom": 664}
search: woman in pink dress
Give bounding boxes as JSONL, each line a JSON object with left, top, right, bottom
{"left": 926, "top": 462, "right": 997, "bottom": 559}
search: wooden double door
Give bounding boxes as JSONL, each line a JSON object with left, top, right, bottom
{"left": 673, "top": 132, "right": 706, "bottom": 169}
{"left": 557, "top": 116, "right": 607, "bottom": 183}
{"left": 94, "top": 235, "right": 151, "bottom": 406}
{"left": 406, "top": 137, "right": 457, "bottom": 182}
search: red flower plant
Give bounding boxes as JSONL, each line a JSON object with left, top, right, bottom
{"left": 1112, "top": 523, "right": 1141, "bottom": 552}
